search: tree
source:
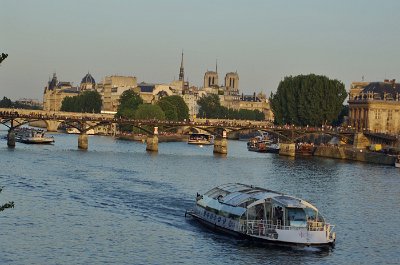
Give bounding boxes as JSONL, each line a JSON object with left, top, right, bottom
{"left": 116, "top": 90, "right": 143, "bottom": 119}
{"left": 0, "top": 96, "right": 13, "bottom": 108}
{"left": 157, "top": 100, "right": 178, "bottom": 121}
{"left": 197, "top": 94, "right": 265, "bottom": 121}
{"left": 0, "top": 53, "right": 8, "bottom": 64}
{"left": 60, "top": 90, "right": 102, "bottom": 113}
{"left": 80, "top": 91, "right": 102, "bottom": 113}
{"left": 197, "top": 94, "right": 221, "bottom": 118}
{"left": 270, "top": 74, "right": 346, "bottom": 126}
{"left": 332, "top": 105, "right": 349, "bottom": 126}
{"left": 157, "top": 95, "right": 189, "bottom": 121}
{"left": 0, "top": 187, "right": 14, "bottom": 213}
{"left": 134, "top": 104, "right": 165, "bottom": 120}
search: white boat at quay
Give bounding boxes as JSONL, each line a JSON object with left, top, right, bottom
{"left": 187, "top": 132, "right": 214, "bottom": 145}
{"left": 16, "top": 128, "right": 54, "bottom": 144}
{"left": 186, "top": 183, "right": 336, "bottom": 248}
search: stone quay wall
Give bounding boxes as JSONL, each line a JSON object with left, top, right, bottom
{"left": 314, "top": 146, "right": 396, "bottom": 165}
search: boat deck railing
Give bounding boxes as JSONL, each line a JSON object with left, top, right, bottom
{"left": 242, "top": 220, "right": 329, "bottom": 236}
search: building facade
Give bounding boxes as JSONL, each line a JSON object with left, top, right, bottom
{"left": 43, "top": 73, "right": 79, "bottom": 111}
{"left": 348, "top": 79, "right": 400, "bottom": 134}
{"left": 97, "top": 75, "right": 137, "bottom": 112}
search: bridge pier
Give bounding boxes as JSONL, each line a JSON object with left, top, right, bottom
{"left": 279, "top": 143, "right": 295, "bottom": 157}
{"left": 7, "top": 129, "right": 16, "bottom": 148}
{"left": 213, "top": 131, "right": 228, "bottom": 155}
{"left": 78, "top": 133, "right": 88, "bottom": 150}
{"left": 146, "top": 127, "right": 159, "bottom": 152}
{"left": 46, "top": 120, "right": 61, "bottom": 132}
{"left": 353, "top": 133, "right": 370, "bottom": 149}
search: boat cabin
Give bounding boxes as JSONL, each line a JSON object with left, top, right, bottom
{"left": 199, "top": 183, "right": 325, "bottom": 231}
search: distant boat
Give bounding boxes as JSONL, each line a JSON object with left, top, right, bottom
{"left": 188, "top": 133, "right": 214, "bottom": 145}
{"left": 16, "top": 128, "right": 54, "bottom": 144}
{"left": 186, "top": 183, "right": 336, "bottom": 248}
{"left": 247, "top": 132, "right": 280, "bottom": 153}
{"left": 395, "top": 155, "right": 400, "bottom": 168}
{"left": 296, "top": 143, "right": 316, "bottom": 156}
{"left": 66, "top": 127, "right": 95, "bottom": 135}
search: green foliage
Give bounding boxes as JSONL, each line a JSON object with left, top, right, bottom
{"left": 332, "top": 105, "right": 349, "bottom": 126}
{"left": 197, "top": 94, "right": 221, "bottom": 118}
{"left": 0, "top": 96, "right": 41, "bottom": 110}
{"left": 157, "top": 95, "right": 189, "bottom": 121}
{"left": 0, "top": 96, "right": 13, "bottom": 108}
{"left": 60, "top": 90, "right": 102, "bottom": 113}
{"left": 0, "top": 187, "right": 14, "bottom": 213}
{"left": 0, "top": 53, "right": 8, "bottom": 64}
{"left": 270, "top": 74, "right": 346, "bottom": 126}
{"left": 197, "top": 94, "right": 265, "bottom": 121}
{"left": 134, "top": 104, "right": 165, "bottom": 120}
{"left": 116, "top": 90, "right": 143, "bottom": 118}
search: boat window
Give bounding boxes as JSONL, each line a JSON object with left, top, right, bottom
{"left": 246, "top": 206, "right": 257, "bottom": 220}
{"left": 287, "top": 208, "right": 307, "bottom": 227}
{"left": 304, "top": 207, "right": 324, "bottom": 222}
{"left": 204, "top": 188, "right": 228, "bottom": 199}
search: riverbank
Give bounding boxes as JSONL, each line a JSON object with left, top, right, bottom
{"left": 314, "top": 146, "right": 396, "bottom": 165}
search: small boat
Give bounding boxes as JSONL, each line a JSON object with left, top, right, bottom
{"left": 266, "top": 142, "right": 280, "bottom": 154}
{"left": 16, "top": 128, "right": 54, "bottom": 144}
{"left": 186, "top": 183, "right": 336, "bottom": 248}
{"left": 395, "top": 155, "right": 400, "bottom": 168}
{"left": 188, "top": 133, "right": 214, "bottom": 145}
{"left": 247, "top": 137, "right": 266, "bottom": 152}
{"left": 296, "top": 143, "right": 316, "bottom": 156}
{"left": 247, "top": 133, "right": 280, "bottom": 153}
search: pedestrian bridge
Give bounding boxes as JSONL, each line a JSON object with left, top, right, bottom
{"left": 1, "top": 108, "right": 395, "bottom": 155}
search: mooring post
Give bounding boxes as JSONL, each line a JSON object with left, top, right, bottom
{"left": 146, "top": 127, "right": 159, "bottom": 152}
{"left": 7, "top": 129, "right": 16, "bottom": 148}
{"left": 213, "top": 130, "right": 228, "bottom": 155}
{"left": 78, "top": 133, "right": 88, "bottom": 150}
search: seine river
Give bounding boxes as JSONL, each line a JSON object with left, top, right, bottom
{"left": 0, "top": 129, "right": 399, "bottom": 265}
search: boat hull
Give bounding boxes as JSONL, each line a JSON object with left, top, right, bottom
{"left": 187, "top": 211, "right": 334, "bottom": 249}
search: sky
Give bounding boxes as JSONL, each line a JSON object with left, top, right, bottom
{"left": 1, "top": 0, "right": 400, "bottom": 101}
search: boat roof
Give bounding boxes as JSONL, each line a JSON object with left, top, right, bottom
{"left": 201, "top": 183, "right": 317, "bottom": 213}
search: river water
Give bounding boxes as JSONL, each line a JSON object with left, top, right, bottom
{"left": 0, "top": 129, "right": 399, "bottom": 265}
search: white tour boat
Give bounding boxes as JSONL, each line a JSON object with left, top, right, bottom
{"left": 188, "top": 133, "right": 214, "bottom": 145}
{"left": 16, "top": 128, "right": 55, "bottom": 144}
{"left": 186, "top": 183, "right": 336, "bottom": 248}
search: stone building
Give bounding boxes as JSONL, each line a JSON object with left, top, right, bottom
{"left": 80, "top": 73, "right": 96, "bottom": 91}
{"left": 348, "top": 79, "right": 400, "bottom": 134}
{"left": 97, "top": 75, "right": 137, "bottom": 112}
{"left": 201, "top": 65, "right": 272, "bottom": 120}
{"left": 133, "top": 82, "right": 175, "bottom": 104}
{"left": 43, "top": 73, "right": 79, "bottom": 111}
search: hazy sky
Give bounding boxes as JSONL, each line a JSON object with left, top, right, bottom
{"left": 1, "top": 0, "right": 400, "bottom": 100}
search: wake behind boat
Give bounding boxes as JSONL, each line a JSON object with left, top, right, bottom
{"left": 186, "top": 183, "right": 335, "bottom": 248}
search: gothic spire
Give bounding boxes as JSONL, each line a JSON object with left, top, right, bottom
{"left": 179, "top": 51, "right": 184, "bottom": 81}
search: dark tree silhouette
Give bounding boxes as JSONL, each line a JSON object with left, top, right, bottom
{"left": 0, "top": 187, "right": 14, "bottom": 213}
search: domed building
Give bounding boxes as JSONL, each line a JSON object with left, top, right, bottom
{"left": 80, "top": 72, "right": 96, "bottom": 91}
